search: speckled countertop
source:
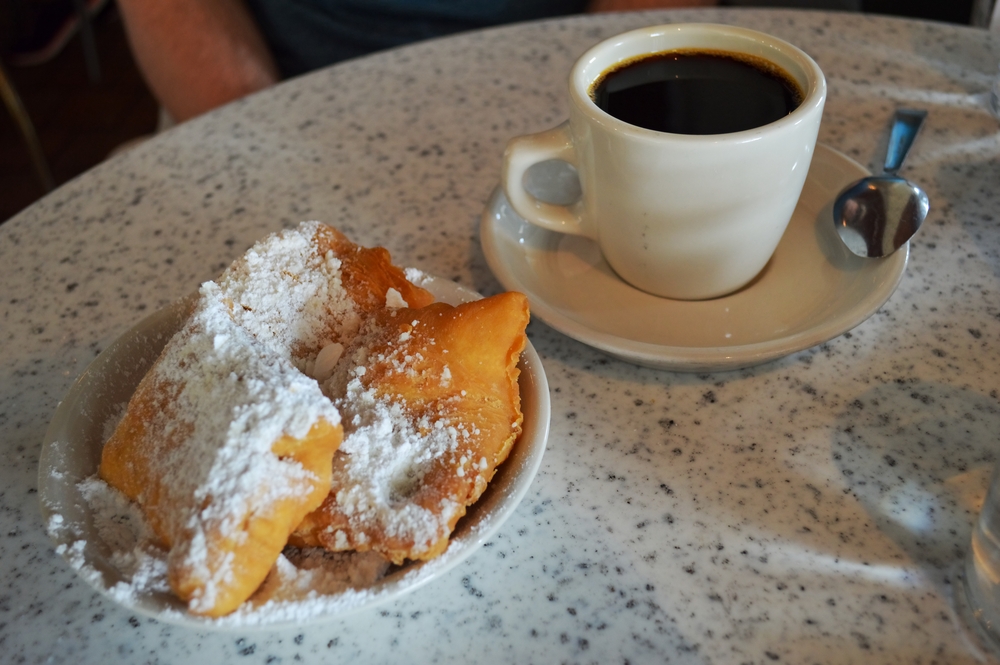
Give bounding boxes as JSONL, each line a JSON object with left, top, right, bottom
{"left": 4, "top": 8, "right": 1000, "bottom": 664}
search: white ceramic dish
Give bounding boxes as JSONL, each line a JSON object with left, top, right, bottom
{"left": 481, "top": 143, "right": 908, "bottom": 372}
{"left": 38, "top": 275, "right": 550, "bottom": 628}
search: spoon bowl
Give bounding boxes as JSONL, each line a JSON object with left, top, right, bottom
{"left": 833, "top": 109, "right": 929, "bottom": 258}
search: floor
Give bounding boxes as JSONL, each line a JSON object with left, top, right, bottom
{"left": 0, "top": 5, "right": 158, "bottom": 223}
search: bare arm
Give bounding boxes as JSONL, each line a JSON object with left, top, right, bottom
{"left": 117, "top": 0, "right": 279, "bottom": 123}
{"left": 119, "top": 0, "right": 716, "bottom": 122}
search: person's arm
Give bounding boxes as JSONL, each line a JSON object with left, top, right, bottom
{"left": 588, "top": 0, "right": 717, "bottom": 10}
{"left": 117, "top": 0, "right": 280, "bottom": 123}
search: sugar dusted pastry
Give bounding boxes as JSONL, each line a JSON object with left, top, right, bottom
{"left": 216, "top": 221, "right": 434, "bottom": 377}
{"left": 95, "top": 220, "right": 528, "bottom": 617}
{"left": 291, "top": 291, "right": 530, "bottom": 565}
{"left": 99, "top": 291, "right": 342, "bottom": 617}
{"left": 99, "top": 221, "right": 433, "bottom": 617}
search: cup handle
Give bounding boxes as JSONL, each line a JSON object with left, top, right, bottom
{"left": 501, "top": 122, "right": 590, "bottom": 237}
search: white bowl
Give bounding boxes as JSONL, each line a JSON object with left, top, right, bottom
{"left": 38, "top": 275, "right": 549, "bottom": 628}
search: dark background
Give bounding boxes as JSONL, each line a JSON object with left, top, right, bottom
{"left": 1, "top": 4, "right": 157, "bottom": 222}
{"left": 865, "top": 0, "right": 975, "bottom": 25}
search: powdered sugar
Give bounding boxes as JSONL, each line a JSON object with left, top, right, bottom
{"left": 146, "top": 286, "right": 340, "bottom": 602}
{"left": 403, "top": 267, "right": 433, "bottom": 288}
{"left": 385, "top": 288, "right": 408, "bottom": 309}
{"left": 310, "top": 306, "right": 480, "bottom": 559}
{"left": 51, "top": 480, "right": 172, "bottom": 607}
{"left": 216, "top": 221, "right": 359, "bottom": 361}
{"left": 102, "top": 222, "right": 358, "bottom": 614}
{"left": 309, "top": 341, "right": 345, "bottom": 383}
{"left": 329, "top": 373, "right": 463, "bottom": 551}
{"left": 58, "top": 476, "right": 395, "bottom": 623}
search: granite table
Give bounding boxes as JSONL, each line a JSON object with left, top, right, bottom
{"left": 4, "top": 7, "right": 1000, "bottom": 664}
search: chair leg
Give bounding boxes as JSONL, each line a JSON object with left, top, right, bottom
{"left": 0, "top": 60, "right": 56, "bottom": 192}
{"left": 73, "top": 0, "right": 102, "bottom": 83}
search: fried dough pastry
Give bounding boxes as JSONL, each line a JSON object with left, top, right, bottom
{"left": 216, "top": 221, "right": 434, "bottom": 374}
{"left": 291, "top": 291, "right": 530, "bottom": 565}
{"left": 99, "top": 290, "right": 343, "bottom": 617}
{"left": 99, "top": 221, "right": 433, "bottom": 617}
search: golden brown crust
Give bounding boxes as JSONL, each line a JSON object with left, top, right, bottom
{"left": 291, "top": 292, "right": 529, "bottom": 565}
{"left": 99, "top": 222, "right": 387, "bottom": 617}
{"left": 96, "top": 221, "right": 526, "bottom": 615}
{"left": 99, "top": 345, "right": 344, "bottom": 617}
{"left": 314, "top": 224, "right": 435, "bottom": 315}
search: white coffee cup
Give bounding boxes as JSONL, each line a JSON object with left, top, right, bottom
{"left": 502, "top": 23, "right": 826, "bottom": 300}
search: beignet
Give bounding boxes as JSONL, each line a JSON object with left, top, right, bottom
{"left": 95, "top": 220, "right": 528, "bottom": 616}
{"left": 292, "top": 292, "right": 529, "bottom": 564}
{"left": 99, "top": 221, "right": 434, "bottom": 616}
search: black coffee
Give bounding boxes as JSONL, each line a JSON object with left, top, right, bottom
{"left": 591, "top": 49, "right": 803, "bottom": 135}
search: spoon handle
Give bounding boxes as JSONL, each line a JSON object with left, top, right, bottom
{"left": 883, "top": 108, "right": 927, "bottom": 175}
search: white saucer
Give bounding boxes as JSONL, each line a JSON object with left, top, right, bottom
{"left": 480, "top": 144, "right": 908, "bottom": 372}
{"left": 39, "top": 276, "right": 549, "bottom": 628}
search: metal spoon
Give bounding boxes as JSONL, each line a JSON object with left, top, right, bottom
{"left": 833, "top": 108, "right": 930, "bottom": 258}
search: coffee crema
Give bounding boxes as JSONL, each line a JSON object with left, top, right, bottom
{"left": 590, "top": 49, "right": 803, "bottom": 135}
